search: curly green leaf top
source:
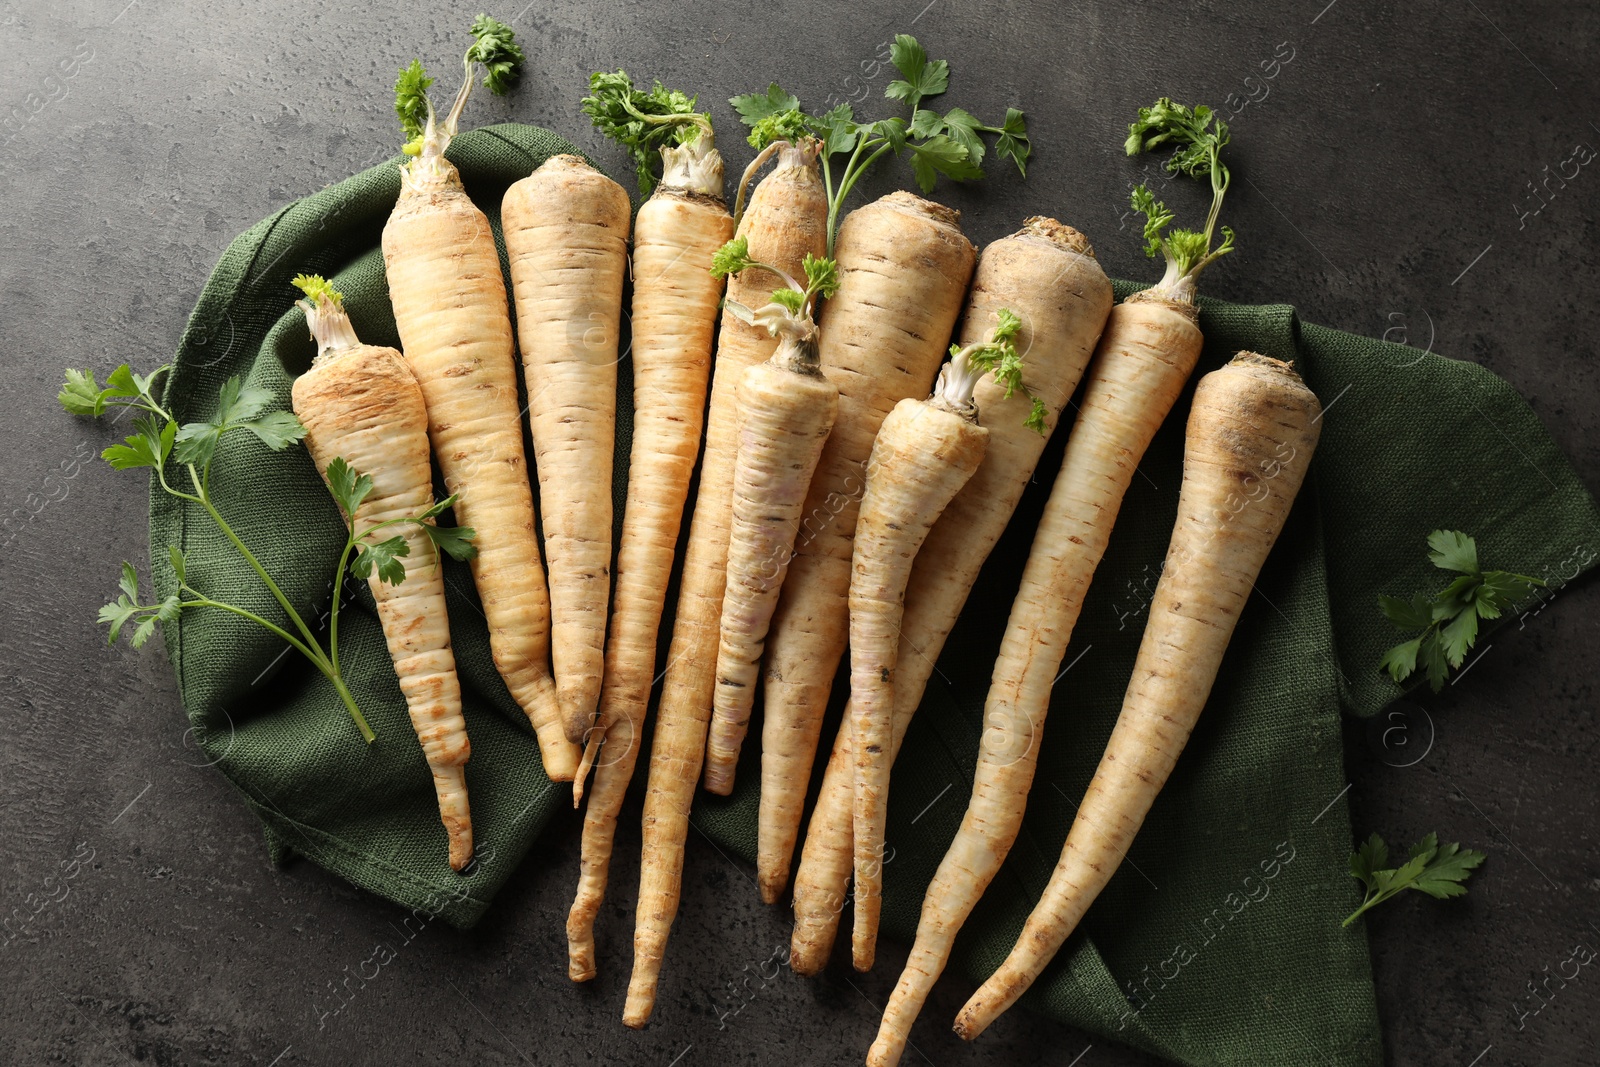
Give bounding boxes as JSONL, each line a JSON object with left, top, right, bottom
{"left": 582, "top": 69, "right": 713, "bottom": 195}
{"left": 291, "top": 273, "right": 343, "bottom": 309}
{"left": 1126, "top": 99, "right": 1230, "bottom": 178}
{"left": 395, "top": 15, "right": 524, "bottom": 178}
{"left": 710, "top": 237, "right": 838, "bottom": 344}
{"left": 709, "top": 235, "right": 754, "bottom": 278}
{"left": 935, "top": 308, "right": 1046, "bottom": 432}
{"left": 467, "top": 14, "right": 524, "bottom": 96}
{"left": 394, "top": 59, "right": 435, "bottom": 143}
{"left": 1125, "top": 97, "right": 1235, "bottom": 302}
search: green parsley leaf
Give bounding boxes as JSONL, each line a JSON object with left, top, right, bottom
{"left": 1378, "top": 636, "right": 1422, "bottom": 684}
{"left": 98, "top": 594, "right": 137, "bottom": 644}
{"left": 353, "top": 535, "right": 410, "bottom": 586}
{"left": 907, "top": 135, "right": 982, "bottom": 193}
{"left": 467, "top": 14, "right": 524, "bottom": 96}
{"left": 730, "top": 83, "right": 800, "bottom": 126}
{"left": 155, "top": 594, "right": 182, "bottom": 625}
{"left": 709, "top": 236, "right": 754, "bottom": 278}
{"left": 59, "top": 368, "right": 109, "bottom": 416}
{"left": 1129, "top": 185, "right": 1174, "bottom": 260}
{"left": 769, "top": 288, "right": 805, "bottom": 314}
{"left": 1378, "top": 592, "right": 1434, "bottom": 631}
{"left": 103, "top": 416, "right": 176, "bottom": 472}
{"left": 746, "top": 109, "right": 811, "bottom": 150}
{"left": 131, "top": 615, "right": 159, "bottom": 649}
{"left": 240, "top": 410, "right": 308, "bottom": 452}
{"left": 395, "top": 59, "right": 434, "bottom": 141}
{"left": 425, "top": 523, "right": 478, "bottom": 562}
{"left": 814, "top": 103, "right": 859, "bottom": 155}
{"left": 872, "top": 115, "right": 909, "bottom": 155}
{"left": 1427, "top": 529, "right": 1479, "bottom": 574}
{"left": 1344, "top": 831, "right": 1485, "bottom": 926}
{"left": 1411, "top": 840, "right": 1485, "bottom": 898}
{"left": 168, "top": 545, "right": 187, "bottom": 585}
{"left": 119, "top": 560, "right": 139, "bottom": 602}
{"left": 174, "top": 378, "right": 303, "bottom": 467}
{"left": 1375, "top": 530, "right": 1544, "bottom": 691}
{"left": 801, "top": 254, "right": 839, "bottom": 300}
{"left": 583, "top": 69, "right": 707, "bottom": 194}
{"left": 908, "top": 107, "right": 945, "bottom": 140}
{"left": 324, "top": 457, "right": 374, "bottom": 521}
{"left": 1418, "top": 629, "right": 1449, "bottom": 691}
{"left": 1440, "top": 608, "right": 1479, "bottom": 668}
{"left": 939, "top": 106, "right": 984, "bottom": 164}
{"left": 1126, "top": 98, "right": 1229, "bottom": 178}
{"left": 993, "top": 108, "right": 1030, "bottom": 176}
{"left": 886, "top": 34, "right": 949, "bottom": 113}
{"left": 1349, "top": 832, "right": 1387, "bottom": 886}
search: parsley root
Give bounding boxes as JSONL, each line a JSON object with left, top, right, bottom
{"left": 502, "top": 154, "right": 631, "bottom": 746}
{"left": 565, "top": 73, "right": 733, "bottom": 984}
{"left": 290, "top": 277, "right": 478, "bottom": 870}
{"left": 953, "top": 353, "right": 1321, "bottom": 1040}
{"left": 383, "top": 18, "right": 579, "bottom": 782}
{"left": 847, "top": 311, "right": 1041, "bottom": 969}
{"left": 704, "top": 242, "right": 841, "bottom": 801}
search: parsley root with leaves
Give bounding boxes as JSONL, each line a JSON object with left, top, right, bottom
{"left": 623, "top": 139, "right": 829, "bottom": 1025}
{"left": 290, "top": 275, "right": 480, "bottom": 870}
{"left": 59, "top": 354, "right": 470, "bottom": 760}
{"left": 954, "top": 354, "right": 1322, "bottom": 1043}
{"left": 702, "top": 239, "right": 841, "bottom": 805}
{"left": 561, "top": 71, "right": 735, "bottom": 985}
{"left": 847, "top": 310, "right": 1039, "bottom": 969}
{"left": 1379, "top": 530, "right": 1542, "bottom": 691}
{"left": 789, "top": 218, "right": 1114, "bottom": 969}
{"left": 385, "top": 17, "right": 580, "bottom": 782}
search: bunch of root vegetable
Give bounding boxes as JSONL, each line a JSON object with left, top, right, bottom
{"left": 64, "top": 17, "right": 1332, "bottom": 1057}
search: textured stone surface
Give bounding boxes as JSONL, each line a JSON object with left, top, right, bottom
{"left": 1, "top": 1, "right": 1596, "bottom": 1064}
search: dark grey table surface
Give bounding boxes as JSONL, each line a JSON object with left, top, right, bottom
{"left": 3, "top": 1, "right": 1597, "bottom": 1065}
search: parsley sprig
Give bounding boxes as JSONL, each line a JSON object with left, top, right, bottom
{"left": 935, "top": 308, "right": 1046, "bottom": 433}
{"left": 59, "top": 363, "right": 475, "bottom": 743}
{"left": 1124, "top": 98, "right": 1236, "bottom": 304}
{"left": 1378, "top": 530, "right": 1543, "bottom": 691}
{"left": 581, "top": 70, "right": 712, "bottom": 196}
{"left": 394, "top": 14, "right": 524, "bottom": 158}
{"left": 729, "top": 34, "right": 1030, "bottom": 256}
{"left": 710, "top": 235, "right": 840, "bottom": 341}
{"left": 1344, "top": 831, "right": 1486, "bottom": 927}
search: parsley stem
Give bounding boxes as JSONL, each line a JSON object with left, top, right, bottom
{"left": 329, "top": 534, "right": 357, "bottom": 679}
{"left": 827, "top": 138, "right": 893, "bottom": 258}
{"left": 1341, "top": 890, "right": 1383, "bottom": 928}
{"left": 180, "top": 594, "right": 374, "bottom": 744}
{"left": 180, "top": 597, "right": 320, "bottom": 664}
{"left": 187, "top": 467, "right": 325, "bottom": 657}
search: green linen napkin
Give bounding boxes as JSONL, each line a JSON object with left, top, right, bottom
{"left": 150, "top": 123, "right": 1600, "bottom": 1066}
